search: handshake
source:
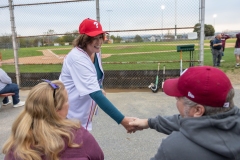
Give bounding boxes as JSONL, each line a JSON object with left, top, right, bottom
{"left": 121, "top": 117, "right": 149, "bottom": 133}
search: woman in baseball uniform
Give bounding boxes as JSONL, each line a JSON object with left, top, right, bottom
{"left": 59, "top": 18, "right": 134, "bottom": 132}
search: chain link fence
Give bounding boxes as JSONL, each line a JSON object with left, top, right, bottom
{"left": 0, "top": 0, "right": 226, "bottom": 89}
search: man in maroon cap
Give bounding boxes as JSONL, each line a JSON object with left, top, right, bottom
{"left": 129, "top": 66, "right": 240, "bottom": 160}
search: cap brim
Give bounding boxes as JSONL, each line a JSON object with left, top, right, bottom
{"left": 85, "top": 31, "right": 106, "bottom": 37}
{"left": 163, "top": 78, "right": 183, "bottom": 97}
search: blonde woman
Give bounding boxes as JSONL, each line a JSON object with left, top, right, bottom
{"left": 2, "top": 80, "right": 104, "bottom": 160}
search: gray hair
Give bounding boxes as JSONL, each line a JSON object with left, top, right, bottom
{"left": 182, "top": 88, "right": 235, "bottom": 116}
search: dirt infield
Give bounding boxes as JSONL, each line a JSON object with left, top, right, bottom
{"left": 1, "top": 49, "right": 112, "bottom": 65}
{"left": 2, "top": 49, "right": 65, "bottom": 65}
{"left": 1, "top": 42, "right": 235, "bottom": 65}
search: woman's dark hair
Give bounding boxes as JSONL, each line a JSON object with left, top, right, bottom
{"left": 72, "top": 33, "right": 105, "bottom": 49}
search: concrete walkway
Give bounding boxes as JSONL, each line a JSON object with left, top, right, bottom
{"left": 0, "top": 85, "right": 240, "bottom": 160}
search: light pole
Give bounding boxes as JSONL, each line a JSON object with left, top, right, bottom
{"left": 213, "top": 14, "right": 217, "bottom": 29}
{"left": 106, "top": 10, "right": 113, "bottom": 41}
{"left": 161, "top": 5, "right": 165, "bottom": 41}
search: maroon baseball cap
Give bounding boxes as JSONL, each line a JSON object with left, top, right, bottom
{"left": 163, "top": 66, "right": 233, "bottom": 107}
{"left": 79, "top": 18, "right": 106, "bottom": 37}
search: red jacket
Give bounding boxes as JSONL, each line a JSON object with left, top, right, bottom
{"left": 221, "top": 34, "right": 230, "bottom": 47}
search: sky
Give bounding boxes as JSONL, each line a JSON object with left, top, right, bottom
{"left": 204, "top": 0, "right": 239, "bottom": 33}
{"left": 0, "top": 0, "right": 239, "bottom": 37}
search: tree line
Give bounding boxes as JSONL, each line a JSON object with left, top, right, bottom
{"left": 0, "top": 23, "right": 215, "bottom": 48}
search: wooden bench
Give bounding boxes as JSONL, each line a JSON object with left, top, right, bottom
{"left": 0, "top": 93, "right": 15, "bottom": 108}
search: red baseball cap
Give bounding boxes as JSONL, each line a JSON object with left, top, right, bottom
{"left": 79, "top": 18, "right": 106, "bottom": 37}
{"left": 163, "top": 66, "right": 233, "bottom": 107}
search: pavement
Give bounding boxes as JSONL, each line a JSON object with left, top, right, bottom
{"left": 0, "top": 85, "right": 240, "bottom": 160}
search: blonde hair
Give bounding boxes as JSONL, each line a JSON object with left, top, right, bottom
{"left": 2, "top": 80, "right": 81, "bottom": 160}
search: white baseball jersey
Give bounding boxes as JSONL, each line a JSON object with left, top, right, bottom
{"left": 59, "top": 47, "right": 104, "bottom": 130}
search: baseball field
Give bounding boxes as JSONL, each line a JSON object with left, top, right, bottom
{"left": 0, "top": 39, "right": 238, "bottom": 75}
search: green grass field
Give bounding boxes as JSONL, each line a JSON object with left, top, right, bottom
{"left": 0, "top": 39, "right": 238, "bottom": 73}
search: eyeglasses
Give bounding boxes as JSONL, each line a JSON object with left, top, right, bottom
{"left": 41, "top": 79, "right": 59, "bottom": 99}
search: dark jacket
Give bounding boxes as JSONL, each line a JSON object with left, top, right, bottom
{"left": 213, "top": 37, "right": 222, "bottom": 50}
{"left": 148, "top": 106, "right": 240, "bottom": 160}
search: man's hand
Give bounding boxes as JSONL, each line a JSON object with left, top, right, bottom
{"left": 121, "top": 117, "right": 138, "bottom": 133}
{"left": 129, "top": 118, "right": 149, "bottom": 131}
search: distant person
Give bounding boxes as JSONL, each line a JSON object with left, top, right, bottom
{"left": 129, "top": 66, "right": 240, "bottom": 160}
{"left": 212, "top": 34, "right": 222, "bottom": 67}
{"left": 2, "top": 80, "right": 104, "bottom": 160}
{"left": 0, "top": 68, "right": 25, "bottom": 107}
{"left": 209, "top": 38, "right": 214, "bottom": 53}
{"left": 0, "top": 52, "right": 2, "bottom": 61}
{"left": 221, "top": 33, "right": 230, "bottom": 56}
{"left": 59, "top": 18, "right": 135, "bottom": 132}
{"left": 234, "top": 33, "right": 240, "bottom": 67}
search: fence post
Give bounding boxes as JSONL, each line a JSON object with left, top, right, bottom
{"left": 199, "top": 0, "right": 205, "bottom": 66}
{"left": 8, "top": 0, "right": 21, "bottom": 86}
